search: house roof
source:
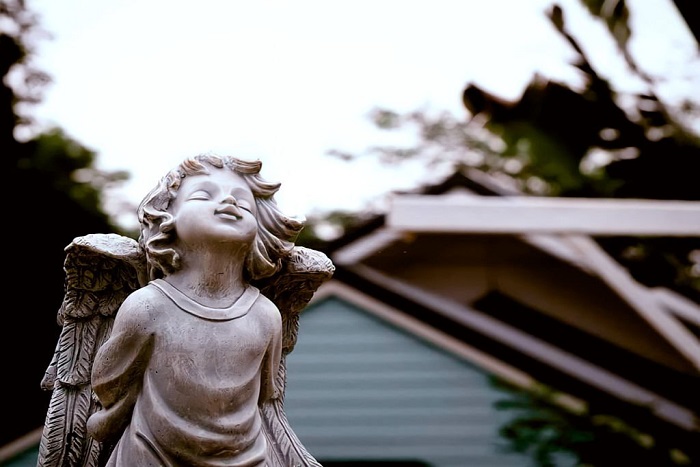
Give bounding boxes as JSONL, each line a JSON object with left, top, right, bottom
{"left": 322, "top": 167, "right": 700, "bottom": 449}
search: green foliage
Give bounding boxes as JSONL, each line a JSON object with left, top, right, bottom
{"left": 491, "top": 379, "right": 695, "bottom": 467}
{"left": 25, "top": 128, "right": 130, "bottom": 221}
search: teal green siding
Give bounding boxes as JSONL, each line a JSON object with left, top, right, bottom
{"left": 284, "top": 296, "right": 542, "bottom": 467}
{"left": 1, "top": 447, "right": 37, "bottom": 467}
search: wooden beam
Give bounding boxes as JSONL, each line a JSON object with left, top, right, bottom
{"left": 567, "top": 235, "right": 700, "bottom": 372}
{"left": 387, "top": 195, "right": 700, "bottom": 236}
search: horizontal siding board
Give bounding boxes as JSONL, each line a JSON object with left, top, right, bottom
{"left": 284, "top": 368, "right": 488, "bottom": 381}
{"left": 285, "top": 296, "right": 534, "bottom": 467}
{"left": 285, "top": 385, "right": 499, "bottom": 398}
{"left": 287, "top": 405, "right": 497, "bottom": 419}
{"left": 291, "top": 424, "right": 509, "bottom": 438}
{"left": 301, "top": 444, "right": 528, "bottom": 467}
{"left": 287, "top": 397, "right": 504, "bottom": 411}
{"left": 297, "top": 438, "right": 511, "bottom": 451}
{"left": 287, "top": 359, "right": 490, "bottom": 374}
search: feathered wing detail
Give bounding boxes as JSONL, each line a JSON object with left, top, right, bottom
{"left": 37, "top": 233, "right": 146, "bottom": 467}
{"left": 256, "top": 246, "right": 335, "bottom": 467}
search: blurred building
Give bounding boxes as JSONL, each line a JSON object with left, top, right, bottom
{"left": 283, "top": 168, "right": 700, "bottom": 466}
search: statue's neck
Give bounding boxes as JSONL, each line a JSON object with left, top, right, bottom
{"left": 165, "top": 248, "right": 248, "bottom": 308}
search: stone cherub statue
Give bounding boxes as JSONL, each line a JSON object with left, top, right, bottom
{"left": 37, "top": 154, "right": 334, "bottom": 466}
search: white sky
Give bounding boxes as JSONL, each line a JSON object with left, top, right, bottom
{"left": 26, "top": 0, "right": 696, "bottom": 228}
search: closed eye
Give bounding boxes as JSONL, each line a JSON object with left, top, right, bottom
{"left": 187, "top": 190, "right": 211, "bottom": 201}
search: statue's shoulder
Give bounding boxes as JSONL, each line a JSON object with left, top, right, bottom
{"left": 111, "top": 281, "right": 170, "bottom": 327}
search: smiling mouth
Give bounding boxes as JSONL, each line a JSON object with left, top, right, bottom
{"left": 215, "top": 206, "right": 243, "bottom": 220}
{"left": 216, "top": 213, "right": 241, "bottom": 220}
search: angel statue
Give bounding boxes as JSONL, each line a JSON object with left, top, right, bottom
{"left": 37, "top": 153, "right": 334, "bottom": 467}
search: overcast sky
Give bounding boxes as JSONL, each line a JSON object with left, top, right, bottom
{"left": 26, "top": 0, "right": 695, "bottom": 228}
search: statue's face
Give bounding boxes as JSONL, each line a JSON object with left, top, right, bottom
{"left": 169, "top": 167, "right": 258, "bottom": 248}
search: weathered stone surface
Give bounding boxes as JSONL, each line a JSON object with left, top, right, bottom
{"left": 38, "top": 154, "right": 334, "bottom": 467}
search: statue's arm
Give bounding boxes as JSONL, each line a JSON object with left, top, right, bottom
{"left": 259, "top": 300, "right": 284, "bottom": 404}
{"left": 87, "top": 289, "right": 156, "bottom": 443}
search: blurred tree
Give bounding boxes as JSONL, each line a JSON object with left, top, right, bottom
{"left": 328, "top": 0, "right": 700, "bottom": 304}
{"left": 464, "top": 1, "right": 700, "bottom": 303}
{"left": 1, "top": 0, "right": 129, "bottom": 445}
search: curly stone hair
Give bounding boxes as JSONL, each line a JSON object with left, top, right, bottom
{"left": 137, "top": 153, "right": 304, "bottom": 282}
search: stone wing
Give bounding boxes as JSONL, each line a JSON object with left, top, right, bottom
{"left": 37, "top": 234, "right": 146, "bottom": 467}
{"left": 255, "top": 246, "right": 335, "bottom": 466}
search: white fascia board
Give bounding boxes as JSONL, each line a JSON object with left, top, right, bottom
{"left": 387, "top": 195, "right": 700, "bottom": 236}
{"left": 340, "top": 264, "right": 699, "bottom": 431}
{"left": 332, "top": 227, "right": 405, "bottom": 265}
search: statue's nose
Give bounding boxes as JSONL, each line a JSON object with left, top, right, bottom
{"left": 221, "top": 194, "right": 238, "bottom": 206}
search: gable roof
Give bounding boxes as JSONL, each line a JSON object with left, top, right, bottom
{"left": 321, "top": 167, "right": 700, "bottom": 449}
{"left": 330, "top": 168, "right": 700, "bottom": 370}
